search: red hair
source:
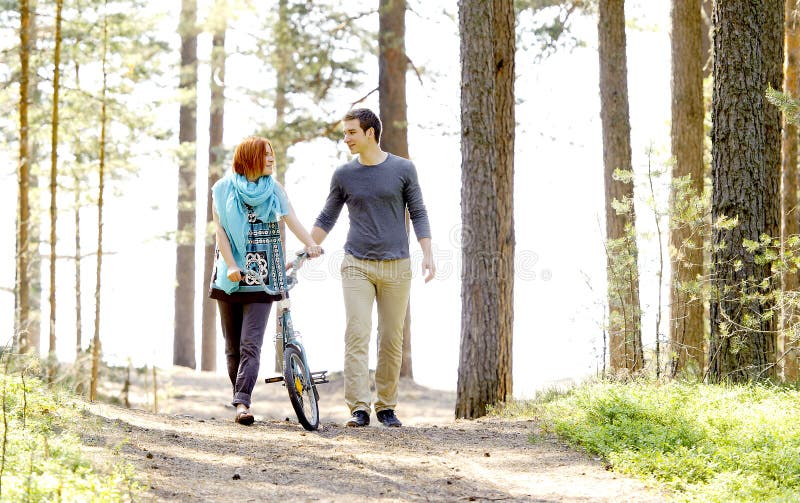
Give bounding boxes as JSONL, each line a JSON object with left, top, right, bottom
{"left": 232, "top": 136, "right": 275, "bottom": 180}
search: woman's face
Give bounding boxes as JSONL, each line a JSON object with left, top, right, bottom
{"left": 262, "top": 143, "right": 275, "bottom": 176}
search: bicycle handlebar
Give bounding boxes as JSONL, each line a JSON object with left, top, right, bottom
{"left": 243, "top": 249, "right": 322, "bottom": 295}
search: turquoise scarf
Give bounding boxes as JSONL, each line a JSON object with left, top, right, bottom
{"left": 211, "top": 172, "right": 288, "bottom": 293}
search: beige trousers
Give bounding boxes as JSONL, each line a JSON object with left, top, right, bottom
{"left": 341, "top": 254, "right": 411, "bottom": 414}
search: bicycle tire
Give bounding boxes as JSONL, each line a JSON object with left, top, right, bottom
{"left": 283, "top": 344, "right": 319, "bottom": 430}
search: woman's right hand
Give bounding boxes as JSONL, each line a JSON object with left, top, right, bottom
{"left": 227, "top": 266, "right": 242, "bottom": 282}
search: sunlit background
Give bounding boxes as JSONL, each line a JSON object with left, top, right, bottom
{"left": 0, "top": 1, "right": 672, "bottom": 398}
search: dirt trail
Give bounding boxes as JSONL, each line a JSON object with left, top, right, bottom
{"left": 80, "top": 367, "right": 665, "bottom": 502}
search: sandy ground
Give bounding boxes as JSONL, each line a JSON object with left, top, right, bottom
{"left": 79, "top": 366, "right": 667, "bottom": 502}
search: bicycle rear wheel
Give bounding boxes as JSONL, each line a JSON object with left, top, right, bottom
{"left": 283, "top": 344, "right": 319, "bottom": 430}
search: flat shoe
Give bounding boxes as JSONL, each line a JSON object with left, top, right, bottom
{"left": 235, "top": 410, "right": 255, "bottom": 426}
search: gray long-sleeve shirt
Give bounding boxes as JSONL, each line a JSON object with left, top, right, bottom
{"left": 314, "top": 153, "right": 431, "bottom": 260}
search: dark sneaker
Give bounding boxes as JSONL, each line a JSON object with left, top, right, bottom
{"left": 345, "top": 410, "right": 370, "bottom": 427}
{"left": 376, "top": 409, "right": 402, "bottom": 428}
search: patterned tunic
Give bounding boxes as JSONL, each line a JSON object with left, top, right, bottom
{"left": 209, "top": 206, "right": 285, "bottom": 303}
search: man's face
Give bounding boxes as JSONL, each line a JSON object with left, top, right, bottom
{"left": 343, "top": 119, "right": 370, "bottom": 154}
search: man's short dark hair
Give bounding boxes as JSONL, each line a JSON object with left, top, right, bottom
{"left": 344, "top": 108, "right": 382, "bottom": 144}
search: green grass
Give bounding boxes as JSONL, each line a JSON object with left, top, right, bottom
{"left": 0, "top": 370, "right": 141, "bottom": 502}
{"left": 496, "top": 381, "right": 800, "bottom": 502}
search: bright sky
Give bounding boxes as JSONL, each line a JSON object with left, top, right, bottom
{"left": 0, "top": 1, "right": 672, "bottom": 399}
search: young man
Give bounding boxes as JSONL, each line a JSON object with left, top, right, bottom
{"left": 311, "top": 108, "right": 435, "bottom": 427}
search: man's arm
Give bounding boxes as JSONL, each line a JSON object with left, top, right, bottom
{"left": 313, "top": 173, "right": 344, "bottom": 244}
{"left": 419, "top": 237, "right": 435, "bottom": 283}
{"left": 282, "top": 199, "right": 323, "bottom": 258}
{"left": 403, "top": 162, "right": 432, "bottom": 245}
{"left": 311, "top": 225, "right": 328, "bottom": 245}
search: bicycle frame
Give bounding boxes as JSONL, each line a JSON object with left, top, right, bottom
{"left": 248, "top": 251, "right": 328, "bottom": 390}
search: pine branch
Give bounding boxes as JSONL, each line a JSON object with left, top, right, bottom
{"left": 350, "top": 87, "right": 379, "bottom": 108}
{"left": 767, "top": 85, "right": 800, "bottom": 124}
{"left": 406, "top": 55, "right": 424, "bottom": 86}
{"left": 289, "top": 119, "right": 341, "bottom": 146}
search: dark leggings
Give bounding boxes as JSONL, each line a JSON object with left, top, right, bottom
{"left": 216, "top": 300, "right": 272, "bottom": 407}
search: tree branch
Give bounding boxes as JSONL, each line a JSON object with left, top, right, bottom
{"left": 406, "top": 55, "right": 424, "bottom": 86}
{"left": 290, "top": 119, "right": 341, "bottom": 146}
{"left": 350, "top": 87, "right": 379, "bottom": 108}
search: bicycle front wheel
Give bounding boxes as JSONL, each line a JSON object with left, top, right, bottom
{"left": 283, "top": 344, "right": 319, "bottom": 430}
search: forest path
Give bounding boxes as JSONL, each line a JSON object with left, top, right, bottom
{"left": 80, "top": 367, "right": 665, "bottom": 502}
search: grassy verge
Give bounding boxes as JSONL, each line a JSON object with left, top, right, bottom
{"left": 495, "top": 381, "right": 800, "bottom": 502}
{"left": 0, "top": 366, "right": 140, "bottom": 502}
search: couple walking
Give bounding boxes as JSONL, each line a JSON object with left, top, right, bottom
{"left": 208, "top": 108, "right": 435, "bottom": 428}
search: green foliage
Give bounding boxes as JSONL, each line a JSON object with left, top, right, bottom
{"left": 507, "top": 381, "right": 800, "bottom": 502}
{"left": 232, "top": 0, "right": 368, "bottom": 175}
{"left": 0, "top": 358, "right": 141, "bottom": 501}
{"left": 767, "top": 85, "right": 800, "bottom": 125}
{"left": 1, "top": 0, "right": 172, "bottom": 208}
{"left": 515, "top": 0, "right": 596, "bottom": 61}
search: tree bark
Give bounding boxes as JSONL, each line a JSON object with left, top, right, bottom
{"left": 708, "top": 0, "right": 778, "bottom": 383}
{"left": 16, "top": 0, "right": 31, "bottom": 354}
{"left": 493, "top": 0, "right": 515, "bottom": 399}
{"left": 49, "top": 0, "right": 64, "bottom": 371}
{"left": 782, "top": 0, "right": 800, "bottom": 381}
{"left": 378, "top": 0, "right": 415, "bottom": 379}
{"left": 701, "top": 0, "right": 713, "bottom": 79}
{"left": 74, "top": 173, "right": 82, "bottom": 359}
{"left": 669, "top": 0, "right": 705, "bottom": 377}
{"left": 761, "top": 0, "right": 786, "bottom": 378}
{"left": 765, "top": 1, "right": 785, "bottom": 247}
{"left": 174, "top": 0, "right": 198, "bottom": 369}
{"left": 201, "top": 4, "right": 227, "bottom": 372}
{"left": 379, "top": 0, "right": 409, "bottom": 159}
{"left": 764, "top": 0, "right": 785, "bottom": 378}
{"left": 598, "top": 0, "right": 643, "bottom": 373}
{"left": 73, "top": 59, "right": 84, "bottom": 361}
{"left": 455, "top": 0, "right": 514, "bottom": 419}
{"left": 90, "top": 10, "right": 109, "bottom": 402}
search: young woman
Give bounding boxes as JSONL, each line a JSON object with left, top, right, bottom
{"left": 209, "top": 136, "right": 322, "bottom": 425}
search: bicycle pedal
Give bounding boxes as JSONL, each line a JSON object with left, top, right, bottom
{"left": 265, "top": 376, "right": 284, "bottom": 384}
{"left": 311, "top": 370, "right": 329, "bottom": 385}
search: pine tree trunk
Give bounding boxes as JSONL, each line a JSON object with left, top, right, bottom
{"left": 765, "top": 1, "right": 784, "bottom": 247}
{"left": 26, "top": 7, "right": 43, "bottom": 355}
{"left": 73, "top": 62, "right": 84, "bottom": 361}
{"left": 669, "top": 0, "right": 705, "bottom": 377}
{"left": 378, "top": 0, "right": 415, "bottom": 379}
{"left": 701, "top": 0, "right": 713, "bottom": 79}
{"left": 764, "top": 0, "right": 784, "bottom": 377}
{"left": 708, "top": 0, "right": 778, "bottom": 383}
{"left": 173, "top": 0, "right": 198, "bottom": 369}
{"left": 16, "top": 0, "right": 31, "bottom": 354}
{"left": 201, "top": 9, "right": 226, "bottom": 372}
{"left": 28, "top": 154, "right": 42, "bottom": 353}
{"left": 74, "top": 175, "right": 82, "bottom": 359}
{"left": 49, "top": 0, "right": 64, "bottom": 369}
{"left": 782, "top": 0, "right": 800, "bottom": 381}
{"left": 90, "top": 12, "right": 109, "bottom": 402}
{"left": 598, "top": 0, "right": 643, "bottom": 373}
{"left": 455, "top": 0, "right": 514, "bottom": 419}
{"left": 379, "top": 0, "right": 408, "bottom": 159}
{"left": 493, "top": 0, "right": 515, "bottom": 399}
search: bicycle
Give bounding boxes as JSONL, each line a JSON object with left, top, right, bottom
{"left": 243, "top": 247, "right": 328, "bottom": 431}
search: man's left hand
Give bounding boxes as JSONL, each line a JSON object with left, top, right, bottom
{"left": 422, "top": 254, "right": 436, "bottom": 283}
